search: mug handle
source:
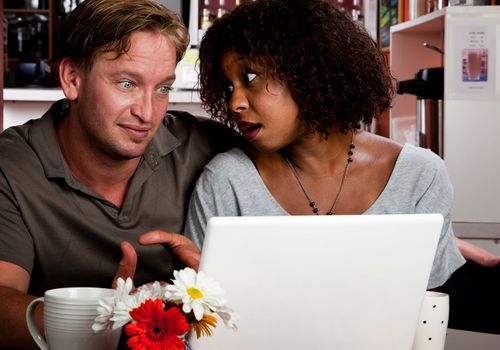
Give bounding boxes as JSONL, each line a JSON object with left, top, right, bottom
{"left": 26, "top": 297, "right": 48, "bottom": 350}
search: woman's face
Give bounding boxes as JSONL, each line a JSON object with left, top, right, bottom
{"left": 220, "top": 50, "right": 303, "bottom": 153}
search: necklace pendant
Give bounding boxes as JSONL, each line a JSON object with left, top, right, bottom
{"left": 284, "top": 130, "right": 355, "bottom": 218}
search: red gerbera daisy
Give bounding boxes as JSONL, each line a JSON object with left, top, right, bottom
{"left": 125, "top": 298, "right": 190, "bottom": 350}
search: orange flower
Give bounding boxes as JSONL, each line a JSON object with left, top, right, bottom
{"left": 125, "top": 299, "right": 189, "bottom": 350}
{"left": 191, "top": 313, "right": 218, "bottom": 338}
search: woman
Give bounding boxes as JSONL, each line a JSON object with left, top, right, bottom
{"left": 184, "top": 0, "right": 466, "bottom": 288}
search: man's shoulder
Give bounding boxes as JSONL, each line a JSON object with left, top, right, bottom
{"left": 0, "top": 125, "right": 34, "bottom": 163}
{"left": 165, "top": 110, "right": 245, "bottom": 155}
{"left": 0, "top": 124, "right": 46, "bottom": 191}
{"left": 165, "top": 110, "right": 204, "bottom": 135}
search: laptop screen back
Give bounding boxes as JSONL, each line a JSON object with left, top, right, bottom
{"left": 188, "top": 214, "right": 442, "bottom": 350}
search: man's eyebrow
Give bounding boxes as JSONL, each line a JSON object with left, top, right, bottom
{"left": 162, "top": 74, "right": 176, "bottom": 83}
{"left": 108, "top": 71, "right": 176, "bottom": 83}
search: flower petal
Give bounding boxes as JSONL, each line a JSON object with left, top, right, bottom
{"left": 125, "top": 299, "right": 189, "bottom": 350}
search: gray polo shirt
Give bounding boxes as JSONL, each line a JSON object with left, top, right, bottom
{"left": 0, "top": 100, "right": 215, "bottom": 296}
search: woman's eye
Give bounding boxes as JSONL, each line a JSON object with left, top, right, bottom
{"left": 246, "top": 73, "right": 257, "bottom": 83}
{"left": 227, "top": 85, "right": 234, "bottom": 93}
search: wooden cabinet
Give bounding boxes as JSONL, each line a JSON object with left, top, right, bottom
{"left": 2, "top": 0, "right": 77, "bottom": 87}
{"left": 3, "top": 0, "right": 54, "bottom": 61}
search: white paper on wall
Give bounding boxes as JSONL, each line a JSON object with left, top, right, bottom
{"left": 447, "top": 20, "right": 497, "bottom": 99}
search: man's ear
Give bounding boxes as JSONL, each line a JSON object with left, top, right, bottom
{"left": 59, "top": 58, "right": 81, "bottom": 101}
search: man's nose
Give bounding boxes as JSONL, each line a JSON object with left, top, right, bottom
{"left": 131, "top": 90, "right": 156, "bottom": 121}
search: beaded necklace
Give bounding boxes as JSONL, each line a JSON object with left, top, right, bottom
{"left": 284, "top": 132, "right": 355, "bottom": 215}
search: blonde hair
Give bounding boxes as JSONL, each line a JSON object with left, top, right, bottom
{"left": 61, "top": 0, "right": 189, "bottom": 71}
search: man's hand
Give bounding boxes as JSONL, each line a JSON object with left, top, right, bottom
{"left": 139, "top": 230, "right": 201, "bottom": 271}
{"left": 112, "top": 241, "right": 138, "bottom": 288}
{"left": 112, "top": 232, "right": 201, "bottom": 288}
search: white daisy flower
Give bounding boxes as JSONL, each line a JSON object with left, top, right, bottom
{"left": 165, "top": 267, "right": 226, "bottom": 321}
{"left": 136, "top": 280, "right": 167, "bottom": 300}
{"left": 115, "top": 277, "right": 134, "bottom": 301}
{"left": 216, "top": 305, "right": 240, "bottom": 331}
{"left": 92, "top": 296, "right": 116, "bottom": 332}
{"left": 109, "top": 280, "right": 170, "bottom": 329}
{"left": 109, "top": 294, "right": 137, "bottom": 329}
{"left": 92, "top": 277, "right": 133, "bottom": 332}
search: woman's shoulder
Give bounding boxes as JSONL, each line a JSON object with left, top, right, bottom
{"left": 204, "top": 147, "right": 255, "bottom": 172}
{"left": 358, "top": 132, "right": 442, "bottom": 170}
{"left": 355, "top": 131, "right": 402, "bottom": 173}
{"left": 388, "top": 144, "right": 450, "bottom": 197}
{"left": 353, "top": 133, "right": 447, "bottom": 201}
{"left": 397, "top": 143, "right": 444, "bottom": 172}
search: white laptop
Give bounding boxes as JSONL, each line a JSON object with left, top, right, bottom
{"left": 188, "top": 214, "right": 443, "bottom": 350}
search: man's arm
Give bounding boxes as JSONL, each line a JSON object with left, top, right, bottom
{"left": 0, "top": 261, "right": 42, "bottom": 350}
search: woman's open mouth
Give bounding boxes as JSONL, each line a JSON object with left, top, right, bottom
{"left": 238, "top": 121, "right": 262, "bottom": 141}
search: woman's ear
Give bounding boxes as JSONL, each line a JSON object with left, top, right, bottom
{"left": 59, "top": 58, "right": 81, "bottom": 101}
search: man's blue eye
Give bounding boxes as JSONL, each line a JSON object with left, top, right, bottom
{"left": 159, "top": 86, "right": 171, "bottom": 94}
{"left": 121, "top": 81, "right": 133, "bottom": 89}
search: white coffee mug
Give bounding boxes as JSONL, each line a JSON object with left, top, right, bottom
{"left": 412, "top": 291, "right": 449, "bottom": 350}
{"left": 26, "top": 287, "right": 121, "bottom": 350}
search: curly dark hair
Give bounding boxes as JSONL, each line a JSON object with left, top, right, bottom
{"left": 199, "top": 0, "right": 395, "bottom": 135}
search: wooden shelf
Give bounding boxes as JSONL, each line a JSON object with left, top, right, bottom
{"left": 391, "top": 8, "right": 445, "bottom": 34}
{"left": 4, "top": 8, "right": 50, "bottom": 13}
{"left": 3, "top": 0, "right": 54, "bottom": 62}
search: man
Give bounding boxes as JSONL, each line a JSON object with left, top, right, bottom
{"left": 0, "top": 0, "right": 233, "bottom": 348}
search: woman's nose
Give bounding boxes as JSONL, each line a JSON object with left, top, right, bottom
{"left": 228, "top": 87, "right": 249, "bottom": 114}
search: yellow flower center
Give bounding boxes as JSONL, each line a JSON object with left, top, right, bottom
{"left": 187, "top": 287, "right": 204, "bottom": 299}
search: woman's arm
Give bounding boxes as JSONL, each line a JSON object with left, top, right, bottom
{"left": 455, "top": 237, "right": 500, "bottom": 267}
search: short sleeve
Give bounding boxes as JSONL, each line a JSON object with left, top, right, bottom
{"left": 184, "top": 165, "right": 240, "bottom": 248}
{"left": 414, "top": 152, "right": 465, "bottom": 288}
{"left": 0, "top": 169, "right": 34, "bottom": 273}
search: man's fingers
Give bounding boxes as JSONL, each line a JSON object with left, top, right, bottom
{"left": 138, "top": 230, "right": 184, "bottom": 247}
{"left": 175, "top": 249, "right": 201, "bottom": 271}
{"left": 112, "top": 241, "right": 137, "bottom": 288}
{"left": 138, "top": 230, "right": 201, "bottom": 271}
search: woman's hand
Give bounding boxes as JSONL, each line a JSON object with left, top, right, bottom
{"left": 455, "top": 237, "right": 500, "bottom": 267}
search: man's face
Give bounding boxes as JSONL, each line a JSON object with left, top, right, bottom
{"left": 69, "top": 31, "right": 177, "bottom": 161}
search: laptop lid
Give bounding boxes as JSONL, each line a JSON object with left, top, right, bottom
{"left": 188, "top": 214, "right": 442, "bottom": 350}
